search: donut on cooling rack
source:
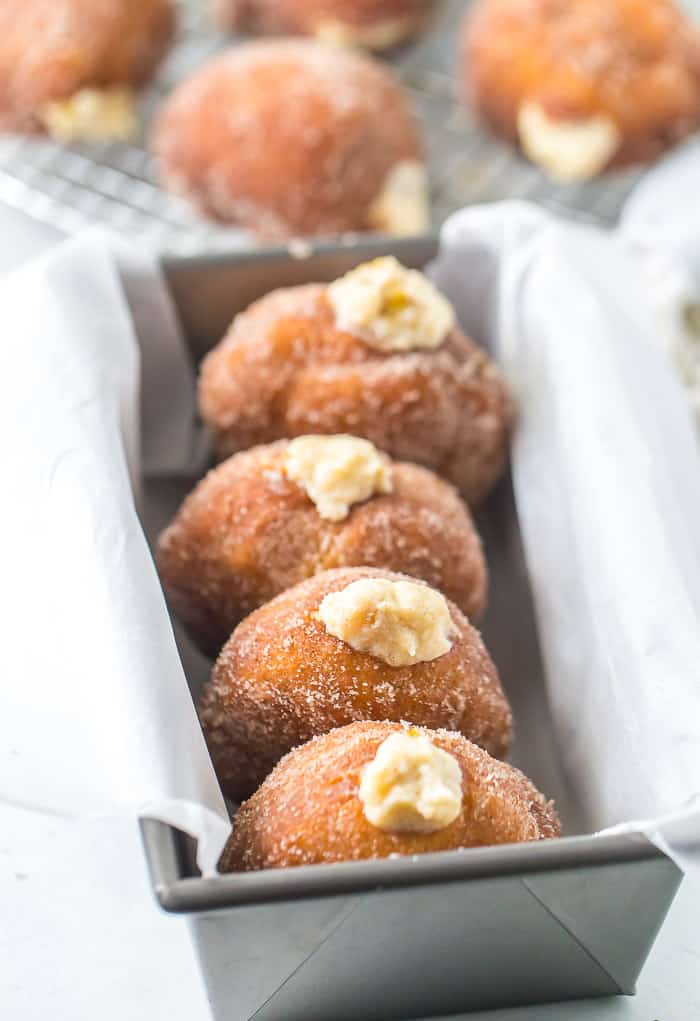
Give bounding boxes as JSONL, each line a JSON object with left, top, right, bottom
{"left": 219, "top": 721, "right": 560, "bottom": 870}
{"left": 462, "top": 0, "right": 700, "bottom": 180}
{"left": 0, "top": 0, "right": 175, "bottom": 140}
{"left": 157, "top": 435, "right": 488, "bottom": 657}
{"left": 213, "top": 0, "right": 433, "bottom": 51}
{"left": 153, "top": 40, "right": 428, "bottom": 239}
{"left": 198, "top": 257, "right": 513, "bottom": 505}
{"left": 199, "top": 566, "right": 513, "bottom": 802}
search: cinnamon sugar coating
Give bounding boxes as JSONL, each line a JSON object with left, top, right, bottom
{"left": 213, "top": 0, "right": 432, "bottom": 50}
{"left": 198, "top": 284, "right": 512, "bottom": 504}
{"left": 463, "top": 0, "right": 700, "bottom": 172}
{"left": 219, "top": 721, "right": 559, "bottom": 871}
{"left": 0, "top": 0, "right": 175, "bottom": 133}
{"left": 199, "top": 567, "right": 512, "bottom": 802}
{"left": 153, "top": 40, "right": 423, "bottom": 239}
{"left": 157, "top": 441, "right": 488, "bottom": 658}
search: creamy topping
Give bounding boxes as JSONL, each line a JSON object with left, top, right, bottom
{"left": 368, "top": 161, "right": 430, "bottom": 237}
{"left": 40, "top": 87, "right": 138, "bottom": 143}
{"left": 317, "top": 577, "right": 454, "bottom": 666}
{"left": 284, "top": 435, "right": 392, "bottom": 520}
{"left": 359, "top": 730, "right": 463, "bottom": 833}
{"left": 517, "top": 102, "right": 620, "bottom": 181}
{"left": 314, "top": 15, "right": 418, "bottom": 51}
{"left": 327, "top": 256, "right": 454, "bottom": 352}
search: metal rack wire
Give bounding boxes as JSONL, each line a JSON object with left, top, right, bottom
{"left": 0, "top": 0, "right": 642, "bottom": 256}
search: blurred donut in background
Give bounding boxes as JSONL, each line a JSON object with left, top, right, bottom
{"left": 462, "top": 0, "right": 700, "bottom": 181}
{"left": 153, "top": 39, "right": 428, "bottom": 239}
{"left": 0, "top": 0, "right": 175, "bottom": 140}
{"left": 213, "top": 0, "right": 434, "bottom": 51}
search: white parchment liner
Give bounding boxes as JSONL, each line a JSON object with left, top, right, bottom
{"left": 434, "top": 200, "right": 700, "bottom": 872}
{"left": 0, "top": 234, "right": 229, "bottom": 871}
{"left": 3, "top": 183, "right": 700, "bottom": 876}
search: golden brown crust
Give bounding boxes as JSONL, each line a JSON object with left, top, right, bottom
{"left": 157, "top": 440, "right": 488, "bottom": 658}
{"left": 213, "top": 0, "right": 432, "bottom": 49}
{"left": 153, "top": 40, "right": 422, "bottom": 238}
{"left": 219, "top": 721, "right": 560, "bottom": 871}
{"left": 0, "top": 0, "right": 175, "bottom": 133}
{"left": 199, "top": 566, "right": 513, "bottom": 802}
{"left": 463, "top": 0, "right": 700, "bottom": 171}
{"left": 198, "top": 284, "right": 512, "bottom": 504}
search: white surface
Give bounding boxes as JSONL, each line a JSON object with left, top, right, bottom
{"left": 2, "top": 206, "right": 699, "bottom": 1020}
{"left": 1, "top": 804, "right": 214, "bottom": 1020}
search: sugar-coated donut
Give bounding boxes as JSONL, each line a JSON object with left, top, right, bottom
{"left": 199, "top": 566, "right": 512, "bottom": 802}
{"left": 157, "top": 437, "right": 488, "bottom": 658}
{"left": 463, "top": 0, "right": 700, "bottom": 180}
{"left": 219, "top": 721, "right": 560, "bottom": 871}
{"left": 198, "top": 261, "right": 512, "bottom": 505}
{"left": 213, "top": 0, "right": 433, "bottom": 51}
{"left": 153, "top": 40, "right": 427, "bottom": 239}
{"left": 0, "top": 0, "right": 175, "bottom": 137}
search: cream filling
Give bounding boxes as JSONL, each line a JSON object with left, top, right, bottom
{"left": 314, "top": 15, "right": 418, "bottom": 51}
{"left": 39, "top": 87, "right": 138, "bottom": 143}
{"left": 359, "top": 730, "right": 463, "bottom": 833}
{"left": 368, "top": 161, "right": 430, "bottom": 237}
{"left": 317, "top": 577, "right": 454, "bottom": 667}
{"left": 327, "top": 255, "right": 454, "bottom": 352}
{"left": 517, "top": 102, "right": 621, "bottom": 181}
{"left": 284, "top": 435, "right": 392, "bottom": 520}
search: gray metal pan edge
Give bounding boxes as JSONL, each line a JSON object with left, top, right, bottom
{"left": 140, "top": 819, "right": 681, "bottom": 1018}
{"left": 141, "top": 818, "right": 677, "bottom": 913}
{"left": 150, "top": 240, "right": 684, "bottom": 1019}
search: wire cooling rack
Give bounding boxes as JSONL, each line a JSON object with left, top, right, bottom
{"left": 0, "top": 0, "right": 642, "bottom": 256}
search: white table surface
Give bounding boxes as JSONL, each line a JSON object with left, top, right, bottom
{"left": 3, "top": 206, "right": 698, "bottom": 1021}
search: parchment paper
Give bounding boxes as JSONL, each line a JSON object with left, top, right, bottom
{"left": 0, "top": 233, "right": 229, "bottom": 872}
{"left": 433, "top": 201, "right": 700, "bottom": 871}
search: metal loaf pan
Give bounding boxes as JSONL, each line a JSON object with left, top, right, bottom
{"left": 142, "top": 237, "right": 683, "bottom": 1021}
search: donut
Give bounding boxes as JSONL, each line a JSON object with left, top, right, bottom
{"left": 0, "top": 0, "right": 175, "bottom": 139}
{"left": 219, "top": 721, "right": 560, "bottom": 871}
{"left": 158, "top": 436, "right": 489, "bottom": 657}
{"left": 199, "top": 566, "right": 513, "bottom": 802}
{"left": 213, "top": 0, "right": 433, "bottom": 51}
{"left": 463, "top": 0, "right": 700, "bottom": 180}
{"left": 157, "top": 436, "right": 488, "bottom": 658}
{"left": 198, "top": 258, "right": 512, "bottom": 504}
{"left": 153, "top": 40, "right": 428, "bottom": 239}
